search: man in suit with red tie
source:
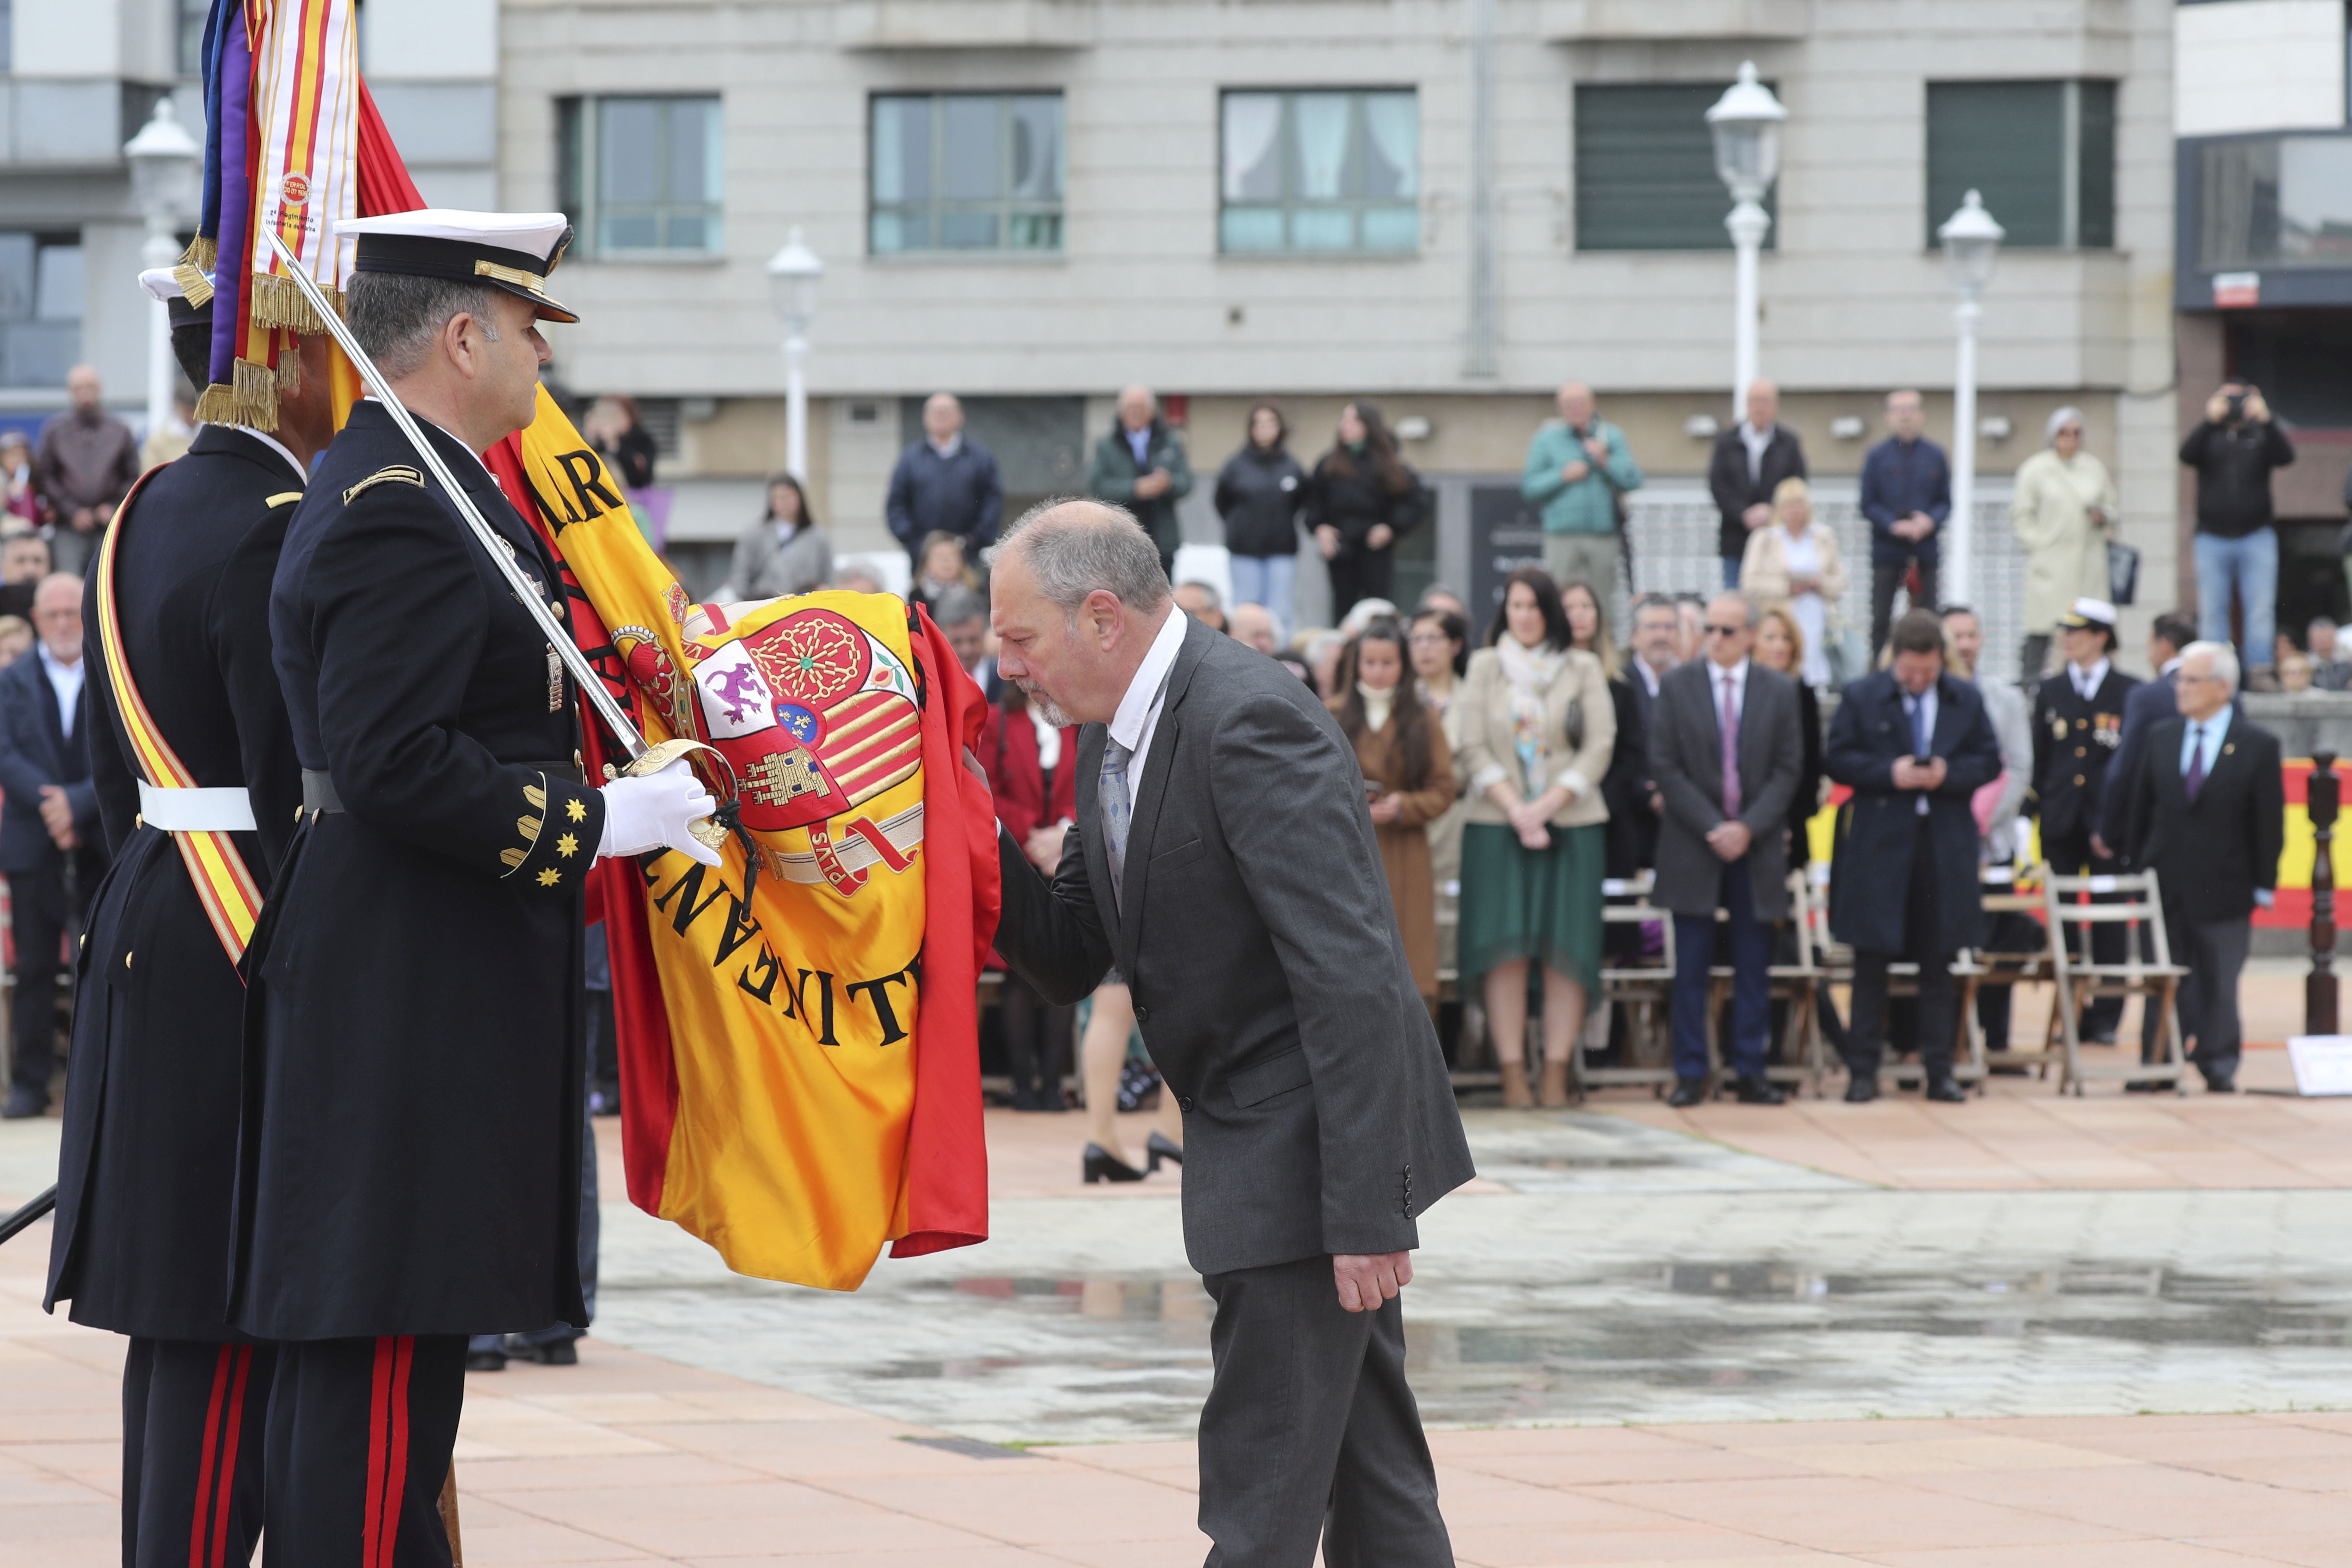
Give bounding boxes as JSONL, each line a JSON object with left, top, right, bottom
{"left": 2116, "top": 640, "right": 2283, "bottom": 1093}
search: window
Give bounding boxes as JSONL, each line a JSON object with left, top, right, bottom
{"left": 870, "top": 94, "right": 1064, "bottom": 254}
{"left": 2197, "top": 133, "right": 2352, "bottom": 272}
{"left": 1574, "top": 82, "right": 1773, "bottom": 252}
{"left": 0, "top": 233, "right": 85, "bottom": 389}
{"left": 180, "top": 0, "right": 209, "bottom": 76}
{"left": 557, "top": 96, "right": 724, "bottom": 257}
{"left": 1220, "top": 90, "right": 1418, "bottom": 254}
{"left": 1926, "top": 80, "right": 2114, "bottom": 249}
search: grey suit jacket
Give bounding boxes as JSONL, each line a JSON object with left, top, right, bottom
{"left": 992, "top": 613, "right": 1476, "bottom": 1276}
{"left": 1647, "top": 658, "right": 1803, "bottom": 920}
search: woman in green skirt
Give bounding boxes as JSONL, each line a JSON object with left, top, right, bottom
{"left": 1454, "top": 567, "right": 1615, "bottom": 1106}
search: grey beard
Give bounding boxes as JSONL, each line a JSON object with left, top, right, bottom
{"left": 1020, "top": 680, "right": 1076, "bottom": 729}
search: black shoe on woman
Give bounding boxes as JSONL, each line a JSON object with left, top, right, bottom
{"left": 1083, "top": 1143, "right": 1147, "bottom": 1184}
{"left": 1146, "top": 1131, "right": 1185, "bottom": 1173}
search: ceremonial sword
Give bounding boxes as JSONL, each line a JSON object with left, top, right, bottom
{"left": 261, "top": 232, "right": 738, "bottom": 845}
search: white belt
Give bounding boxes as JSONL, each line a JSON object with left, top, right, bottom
{"left": 138, "top": 780, "right": 257, "bottom": 833}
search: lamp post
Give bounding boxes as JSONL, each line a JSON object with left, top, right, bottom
{"left": 123, "top": 98, "right": 202, "bottom": 439}
{"left": 1937, "top": 189, "right": 2003, "bottom": 608}
{"left": 765, "top": 229, "right": 824, "bottom": 482}
{"left": 1705, "top": 61, "right": 1786, "bottom": 417}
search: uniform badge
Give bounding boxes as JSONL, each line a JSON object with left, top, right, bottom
{"left": 547, "top": 645, "right": 564, "bottom": 711}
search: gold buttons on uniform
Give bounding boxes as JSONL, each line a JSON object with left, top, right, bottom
{"left": 2074, "top": 774, "right": 2085, "bottom": 786}
{"left": 2075, "top": 746, "right": 2086, "bottom": 757}
{"left": 124, "top": 952, "right": 133, "bottom": 970}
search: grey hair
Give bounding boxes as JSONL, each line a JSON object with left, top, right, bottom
{"left": 345, "top": 272, "right": 503, "bottom": 380}
{"left": 932, "top": 586, "right": 986, "bottom": 627}
{"left": 997, "top": 497, "right": 1171, "bottom": 614}
{"left": 2046, "top": 405, "right": 2086, "bottom": 444}
{"left": 1709, "top": 590, "right": 1761, "bottom": 630}
{"left": 1178, "top": 579, "right": 1223, "bottom": 612}
{"left": 2181, "top": 639, "right": 2240, "bottom": 695}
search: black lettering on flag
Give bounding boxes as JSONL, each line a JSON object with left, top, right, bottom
{"left": 652, "top": 861, "right": 729, "bottom": 937}
{"left": 792, "top": 968, "right": 839, "bottom": 1046}
{"left": 555, "top": 450, "right": 624, "bottom": 520}
{"left": 844, "top": 969, "right": 912, "bottom": 1046}
{"left": 738, "top": 946, "right": 782, "bottom": 1004}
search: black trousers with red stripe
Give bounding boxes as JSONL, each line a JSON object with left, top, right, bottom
{"left": 122, "top": 1338, "right": 274, "bottom": 1568}
{"left": 263, "top": 1335, "right": 467, "bottom": 1568}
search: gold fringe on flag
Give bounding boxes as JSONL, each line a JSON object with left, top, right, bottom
{"left": 248, "top": 273, "right": 340, "bottom": 336}
{"left": 192, "top": 381, "right": 238, "bottom": 424}
{"left": 174, "top": 263, "right": 215, "bottom": 308}
{"left": 183, "top": 235, "right": 217, "bottom": 273}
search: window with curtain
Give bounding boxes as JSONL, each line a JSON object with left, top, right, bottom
{"left": 1219, "top": 89, "right": 1418, "bottom": 254}
{"left": 179, "top": 0, "right": 209, "bottom": 76}
{"left": 870, "top": 94, "right": 1065, "bottom": 254}
{"left": 555, "top": 96, "right": 725, "bottom": 257}
{"left": 1926, "top": 80, "right": 2115, "bottom": 249}
{"left": 1574, "top": 82, "right": 1774, "bottom": 251}
{"left": 0, "top": 233, "right": 85, "bottom": 389}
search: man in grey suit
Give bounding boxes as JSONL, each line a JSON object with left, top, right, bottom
{"left": 985, "top": 499, "right": 1474, "bottom": 1568}
{"left": 1648, "top": 593, "right": 1803, "bottom": 1108}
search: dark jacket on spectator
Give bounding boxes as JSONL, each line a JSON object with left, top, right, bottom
{"left": 0, "top": 646, "right": 98, "bottom": 873}
{"left": 2098, "top": 666, "right": 2243, "bottom": 852}
{"left": 1787, "top": 680, "right": 1824, "bottom": 865}
{"left": 1213, "top": 443, "right": 1308, "bottom": 559}
{"left": 1706, "top": 424, "right": 1807, "bottom": 562}
{"left": 1598, "top": 674, "right": 1651, "bottom": 877}
{"left": 594, "top": 425, "right": 657, "bottom": 490}
{"left": 2119, "top": 712, "right": 2285, "bottom": 923}
{"left": 886, "top": 438, "right": 1004, "bottom": 556}
{"left": 1858, "top": 435, "right": 1951, "bottom": 567}
{"left": 1304, "top": 449, "right": 1425, "bottom": 553}
{"left": 2180, "top": 418, "right": 2294, "bottom": 538}
{"left": 1086, "top": 419, "right": 1194, "bottom": 557}
{"left": 34, "top": 407, "right": 139, "bottom": 526}
{"left": 1824, "top": 669, "right": 2002, "bottom": 953}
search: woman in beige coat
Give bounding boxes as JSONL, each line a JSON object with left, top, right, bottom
{"left": 1454, "top": 567, "right": 1614, "bottom": 1107}
{"left": 2011, "top": 406, "right": 2118, "bottom": 678}
{"left": 1739, "top": 476, "right": 1848, "bottom": 688}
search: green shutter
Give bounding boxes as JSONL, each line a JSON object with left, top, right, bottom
{"left": 1575, "top": 83, "right": 1774, "bottom": 252}
{"left": 1926, "top": 81, "right": 2066, "bottom": 248}
{"left": 2076, "top": 80, "right": 2117, "bottom": 250}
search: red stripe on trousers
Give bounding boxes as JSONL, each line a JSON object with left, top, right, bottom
{"left": 186, "top": 1346, "right": 233, "bottom": 1568}
{"left": 377, "top": 1337, "right": 415, "bottom": 1568}
{"left": 362, "top": 1338, "right": 395, "bottom": 1567}
{"left": 206, "top": 1348, "right": 254, "bottom": 1568}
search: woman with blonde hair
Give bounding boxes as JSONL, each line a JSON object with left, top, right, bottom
{"left": 2010, "top": 406, "right": 2118, "bottom": 679}
{"left": 1739, "top": 475, "right": 1847, "bottom": 687}
{"left": 1752, "top": 603, "right": 1824, "bottom": 869}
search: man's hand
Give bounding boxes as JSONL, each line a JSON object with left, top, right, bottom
{"left": 2207, "top": 391, "right": 2233, "bottom": 423}
{"left": 37, "top": 784, "right": 74, "bottom": 846}
{"left": 71, "top": 507, "right": 97, "bottom": 533}
{"left": 1315, "top": 524, "right": 1341, "bottom": 560}
{"left": 1742, "top": 502, "right": 1772, "bottom": 530}
{"left": 1333, "top": 1251, "right": 1413, "bottom": 1313}
{"left": 2089, "top": 832, "right": 2111, "bottom": 861}
{"left": 1581, "top": 434, "right": 1610, "bottom": 463}
{"left": 1560, "top": 459, "right": 1591, "bottom": 484}
{"left": 1891, "top": 756, "right": 1938, "bottom": 791}
{"left": 1024, "top": 823, "right": 1063, "bottom": 874}
{"left": 1649, "top": 790, "right": 1665, "bottom": 816}
{"left": 1135, "top": 468, "right": 1173, "bottom": 499}
{"left": 2245, "top": 389, "right": 2272, "bottom": 424}
{"left": 1365, "top": 523, "right": 1394, "bottom": 551}
{"left": 1706, "top": 820, "right": 1752, "bottom": 861}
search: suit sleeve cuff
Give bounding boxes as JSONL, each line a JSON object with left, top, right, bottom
{"left": 501, "top": 770, "right": 604, "bottom": 892}
{"left": 1470, "top": 763, "right": 1509, "bottom": 792}
{"left": 1554, "top": 767, "right": 1592, "bottom": 798}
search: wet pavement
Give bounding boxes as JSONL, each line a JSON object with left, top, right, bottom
{"left": 593, "top": 1111, "right": 2352, "bottom": 1445}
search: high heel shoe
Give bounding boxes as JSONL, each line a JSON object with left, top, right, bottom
{"left": 1146, "top": 1131, "right": 1184, "bottom": 1174}
{"left": 1082, "top": 1143, "right": 1146, "bottom": 1184}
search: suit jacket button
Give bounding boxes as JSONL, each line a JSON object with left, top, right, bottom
{"left": 1178, "top": 1094, "right": 1194, "bottom": 1112}
{"left": 1134, "top": 1004, "right": 1150, "bottom": 1023}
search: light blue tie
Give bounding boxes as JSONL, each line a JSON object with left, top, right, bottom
{"left": 1101, "top": 735, "right": 1134, "bottom": 900}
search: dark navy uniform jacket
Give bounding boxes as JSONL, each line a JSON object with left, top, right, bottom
{"left": 46, "top": 423, "right": 306, "bottom": 1341}
{"left": 233, "top": 401, "right": 604, "bottom": 1340}
{"left": 2030, "top": 664, "right": 2139, "bottom": 844}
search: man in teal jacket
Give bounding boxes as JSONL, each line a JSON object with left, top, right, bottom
{"left": 1521, "top": 382, "right": 1643, "bottom": 602}
{"left": 1086, "top": 384, "right": 1194, "bottom": 578}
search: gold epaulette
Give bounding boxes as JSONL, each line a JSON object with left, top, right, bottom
{"left": 342, "top": 465, "right": 426, "bottom": 505}
{"left": 264, "top": 490, "right": 304, "bottom": 508}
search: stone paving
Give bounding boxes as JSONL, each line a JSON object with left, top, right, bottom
{"left": 6, "top": 980, "right": 2352, "bottom": 1564}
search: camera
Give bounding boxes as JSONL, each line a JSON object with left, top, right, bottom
{"left": 2224, "top": 392, "right": 2248, "bottom": 423}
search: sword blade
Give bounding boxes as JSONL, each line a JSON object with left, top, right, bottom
{"left": 0, "top": 1185, "right": 55, "bottom": 1248}
{"left": 259, "top": 231, "right": 649, "bottom": 762}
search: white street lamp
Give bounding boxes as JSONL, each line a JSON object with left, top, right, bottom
{"left": 124, "top": 98, "right": 202, "bottom": 438}
{"left": 1705, "top": 61, "right": 1786, "bottom": 416}
{"left": 1937, "top": 188, "right": 2004, "bottom": 608}
{"left": 765, "top": 228, "right": 824, "bottom": 482}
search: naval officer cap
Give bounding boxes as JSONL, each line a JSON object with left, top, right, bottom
{"left": 138, "top": 266, "right": 211, "bottom": 330}
{"left": 2057, "top": 597, "right": 2118, "bottom": 633}
{"left": 337, "top": 209, "right": 580, "bottom": 324}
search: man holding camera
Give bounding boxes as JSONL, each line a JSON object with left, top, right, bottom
{"left": 2180, "top": 382, "right": 2295, "bottom": 691}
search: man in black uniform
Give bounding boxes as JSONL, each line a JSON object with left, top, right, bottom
{"left": 2030, "top": 597, "right": 2139, "bottom": 1043}
{"left": 234, "top": 211, "right": 717, "bottom": 1565}
{"left": 41, "top": 267, "right": 325, "bottom": 1566}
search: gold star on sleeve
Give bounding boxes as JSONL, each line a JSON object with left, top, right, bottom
{"left": 565, "top": 798, "right": 588, "bottom": 823}
{"left": 537, "top": 867, "right": 562, "bottom": 887}
{"left": 557, "top": 833, "right": 579, "bottom": 858}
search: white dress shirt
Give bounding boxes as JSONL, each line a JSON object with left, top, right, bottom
{"left": 39, "top": 642, "right": 84, "bottom": 741}
{"left": 2070, "top": 656, "right": 2110, "bottom": 700}
{"left": 1709, "top": 655, "right": 1750, "bottom": 729}
{"left": 212, "top": 423, "right": 308, "bottom": 484}
{"left": 1737, "top": 420, "right": 1775, "bottom": 484}
{"left": 1101, "top": 607, "right": 1189, "bottom": 866}
{"left": 2179, "top": 703, "right": 2232, "bottom": 779}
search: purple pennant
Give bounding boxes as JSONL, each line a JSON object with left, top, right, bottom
{"left": 207, "top": 11, "right": 253, "bottom": 390}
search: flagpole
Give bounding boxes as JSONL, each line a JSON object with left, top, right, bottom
{"left": 260, "top": 230, "right": 650, "bottom": 764}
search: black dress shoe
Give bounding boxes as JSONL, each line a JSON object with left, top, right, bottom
{"left": 2202, "top": 1076, "right": 2238, "bottom": 1094}
{"left": 1843, "top": 1075, "right": 1880, "bottom": 1103}
{"left": 1082, "top": 1143, "right": 1146, "bottom": 1184}
{"left": 2123, "top": 1078, "right": 2166, "bottom": 1093}
{"left": 2081, "top": 1028, "right": 2119, "bottom": 1046}
{"left": 507, "top": 1338, "right": 580, "bottom": 1366}
{"left": 1146, "top": 1131, "right": 1184, "bottom": 1173}
{"left": 0, "top": 1087, "right": 46, "bottom": 1120}
{"left": 1733, "top": 1076, "right": 1786, "bottom": 1106}
{"left": 464, "top": 1349, "right": 507, "bottom": 1372}
{"left": 1924, "top": 1076, "right": 1967, "bottom": 1103}
{"left": 1666, "top": 1077, "right": 1708, "bottom": 1108}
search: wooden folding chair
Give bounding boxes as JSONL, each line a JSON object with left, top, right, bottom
{"left": 1952, "top": 862, "right": 2067, "bottom": 1080}
{"left": 1579, "top": 872, "right": 1679, "bottom": 1097}
{"left": 1702, "top": 869, "right": 1825, "bottom": 1096}
{"left": 2043, "top": 868, "right": 2190, "bottom": 1094}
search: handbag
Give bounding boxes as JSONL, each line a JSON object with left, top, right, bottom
{"left": 2107, "top": 540, "right": 2140, "bottom": 606}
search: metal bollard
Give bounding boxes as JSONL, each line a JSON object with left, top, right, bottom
{"left": 2309, "top": 750, "right": 2339, "bottom": 1035}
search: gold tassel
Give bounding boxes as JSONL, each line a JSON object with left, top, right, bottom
{"left": 174, "top": 262, "right": 214, "bottom": 308}
{"left": 183, "top": 235, "right": 217, "bottom": 273}
{"left": 192, "top": 381, "right": 238, "bottom": 423}
{"left": 225, "top": 356, "right": 279, "bottom": 432}
{"left": 248, "top": 272, "right": 340, "bottom": 335}
{"left": 276, "top": 351, "right": 302, "bottom": 392}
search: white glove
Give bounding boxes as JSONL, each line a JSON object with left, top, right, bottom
{"left": 597, "top": 758, "right": 721, "bottom": 866}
